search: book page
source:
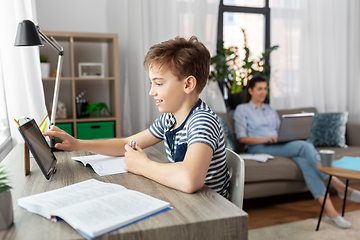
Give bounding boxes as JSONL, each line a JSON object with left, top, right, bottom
{"left": 52, "top": 190, "right": 171, "bottom": 239}
{"left": 72, "top": 154, "right": 127, "bottom": 176}
{"left": 18, "top": 179, "right": 126, "bottom": 219}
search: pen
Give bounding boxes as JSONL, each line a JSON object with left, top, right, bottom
{"left": 14, "top": 119, "right": 20, "bottom": 126}
{"left": 131, "top": 141, "right": 136, "bottom": 150}
{"left": 38, "top": 115, "right": 48, "bottom": 128}
{"left": 41, "top": 122, "right": 47, "bottom": 133}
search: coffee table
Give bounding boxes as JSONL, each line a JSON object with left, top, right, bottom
{"left": 316, "top": 161, "right": 360, "bottom": 231}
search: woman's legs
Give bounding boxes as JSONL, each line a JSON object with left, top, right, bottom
{"left": 317, "top": 194, "right": 338, "bottom": 218}
{"left": 247, "top": 141, "right": 353, "bottom": 228}
{"left": 330, "top": 177, "right": 355, "bottom": 197}
{"left": 248, "top": 141, "right": 328, "bottom": 199}
{"left": 290, "top": 157, "right": 351, "bottom": 227}
{"left": 318, "top": 194, "right": 352, "bottom": 228}
{"left": 291, "top": 156, "right": 326, "bottom": 199}
{"left": 329, "top": 177, "right": 360, "bottom": 202}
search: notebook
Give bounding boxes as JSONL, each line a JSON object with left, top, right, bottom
{"left": 267, "top": 112, "right": 315, "bottom": 144}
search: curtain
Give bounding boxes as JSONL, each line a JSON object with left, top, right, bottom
{"left": 270, "top": 0, "right": 360, "bottom": 123}
{"left": 107, "top": 0, "right": 223, "bottom": 137}
{"left": 0, "top": 0, "right": 49, "bottom": 145}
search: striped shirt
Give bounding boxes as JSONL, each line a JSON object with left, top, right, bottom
{"left": 148, "top": 99, "right": 230, "bottom": 197}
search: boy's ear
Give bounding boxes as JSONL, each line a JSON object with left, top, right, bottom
{"left": 184, "top": 76, "right": 197, "bottom": 94}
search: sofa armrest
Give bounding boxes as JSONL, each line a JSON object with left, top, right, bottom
{"left": 216, "top": 112, "right": 234, "bottom": 133}
{"left": 346, "top": 122, "right": 360, "bottom": 146}
{"left": 216, "top": 111, "right": 245, "bottom": 152}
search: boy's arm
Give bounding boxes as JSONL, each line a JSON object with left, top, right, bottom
{"left": 124, "top": 142, "right": 212, "bottom": 193}
{"left": 43, "top": 126, "right": 161, "bottom": 156}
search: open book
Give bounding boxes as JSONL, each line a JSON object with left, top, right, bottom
{"left": 72, "top": 154, "right": 127, "bottom": 176}
{"left": 18, "top": 179, "right": 171, "bottom": 239}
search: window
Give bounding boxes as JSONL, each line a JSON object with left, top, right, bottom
{"left": 217, "top": 0, "right": 271, "bottom": 82}
{"left": 0, "top": 47, "right": 10, "bottom": 151}
{"left": 223, "top": 0, "right": 265, "bottom": 8}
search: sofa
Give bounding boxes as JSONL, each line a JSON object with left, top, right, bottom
{"left": 217, "top": 107, "right": 360, "bottom": 200}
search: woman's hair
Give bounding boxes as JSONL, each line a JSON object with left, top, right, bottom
{"left": 143, "top": 36, "right": 210, "bottom": 93}
{"left": 243, "top": 75, "right": 267, "bottom": 103}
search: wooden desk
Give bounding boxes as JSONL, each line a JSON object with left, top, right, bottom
{"left": 0, "top": 144, "right": 248, "bottom": 240}
{"left": 316, "top": 162, "right": 360, "bottom": 231}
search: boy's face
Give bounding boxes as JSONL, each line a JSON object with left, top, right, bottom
{"left": 148, "top": 66, "right": 187, "bottom": 114}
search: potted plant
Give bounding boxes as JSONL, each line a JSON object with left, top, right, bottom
{"left": 209, "top": 40, "right": 239, "bottom": 98}
{"left": 209, "top": 28, "right": 279, "bottom": 109}
{"left": 238, "top": 28, "right": 279, "bottom": 91}
{"left": 0, "top": 165, "right": 13, "bottom": 230}
{"left": 86, "top": 102, "right": 111, "bottom": 118}
{"left": 40, "top": 54, "right": 50, "bottom": 78}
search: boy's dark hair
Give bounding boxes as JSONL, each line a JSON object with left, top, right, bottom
{"left": 144, "top": 36, "right": 210, "bottom": 93}
{"left": 243, "top": 75, "right": 268, "bottom": 103}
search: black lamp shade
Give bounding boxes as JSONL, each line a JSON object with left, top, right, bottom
{"left": 14, "top": 20, "right": 43, "bottom": 46}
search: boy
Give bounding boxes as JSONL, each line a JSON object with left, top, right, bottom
{"left": 44, "top": 36, "right": 230, "bottom": 197}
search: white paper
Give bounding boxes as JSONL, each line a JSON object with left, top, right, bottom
{"left": 18, "top": 179, "right": 126, "bottom": 219}
{"left": 52, "top": 190, "right": 171, "bottom": 238}
{"left": 18, "top": 179, "right": 171, "bottom": 239}
{"left": 239, "top": 154, "right": 274, "bottom": 162}
{"left": 72, "top": 154, "right": 127, "bottom": 176}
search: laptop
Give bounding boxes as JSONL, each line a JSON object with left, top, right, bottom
{"left": 267, "top": 112, "right": 315, "bottom": 144}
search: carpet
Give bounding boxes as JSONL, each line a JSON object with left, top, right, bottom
{"left": 249, "top": 210, "right": 360, "bottom": 240}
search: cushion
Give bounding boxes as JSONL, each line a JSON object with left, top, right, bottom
{"left": 308, "top": 112, "right": 348, "bottom": 147}
{"left": 218, "top": 116, "right": 237, "bottom": 151}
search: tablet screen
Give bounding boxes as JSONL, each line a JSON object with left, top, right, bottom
{"left": 18, "top": 119, "right": 57, "bottom": 180}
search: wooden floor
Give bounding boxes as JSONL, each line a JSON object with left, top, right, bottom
{"left": 244, "top": 182, "right": 360, "bottom": 230}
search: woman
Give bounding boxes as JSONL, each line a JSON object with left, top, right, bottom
{"left": 234, "top": 76, "right": 360, "bottom": 229}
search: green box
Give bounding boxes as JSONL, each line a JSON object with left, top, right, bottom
{"left": 77, "top": 121, "right": 115, "bottom": 140}
{"left": 55, "top": 123, "right": 73, "bottom": 140}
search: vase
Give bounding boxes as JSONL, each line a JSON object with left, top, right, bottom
{"left": 40, "top": 62, "right": 50, "bottom": 78}
{"left": 228, "top": 90, "right": 245, "bottom": 110}
{"left": 0, "top": 191, "right": 13, "bottom": 230}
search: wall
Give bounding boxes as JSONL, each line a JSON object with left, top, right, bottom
{"left": 36, "top": 0, "right": 109, "bottom": 33}
{"left": 36, "top": 0, "right": 129, "bottom": 134}
{"left": 36, "top": 0, "right": 221, "bottom": 137}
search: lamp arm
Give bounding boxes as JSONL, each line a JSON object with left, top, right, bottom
{"left": 36, "top": 26, "right": 64, "bottom": 127}
{"left": 50, "top": 53, "right": 63, "bottom": 127}
{"left": 37, "top": 27, "right": 63, "bottom": 54}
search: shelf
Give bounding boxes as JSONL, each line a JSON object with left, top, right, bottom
{"left": 42, "top": 77, "right": 72, "bottom": 81}
{"left": 40, "top": 31, "right": 121, "bottom": 139}
{"left": 42, "top": 77, "right": 116, "bottom": 81}
{"left": 54, "top": 117, "right": 117, "bottom": 124}
{"left": 76, "top": 117, "right": 116, "bottom": 122}
{"left": 74, "top": 77, "right": 115, "bottom": 81}
{"left": 54, "top": 118, "right": 74, "bottom": 123}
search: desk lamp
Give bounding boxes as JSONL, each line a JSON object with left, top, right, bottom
{"left": 14, "top": 20, "right": 63, "bottom": 148}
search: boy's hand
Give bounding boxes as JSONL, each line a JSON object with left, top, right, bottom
{"left": 43, "top": 125, "right": 79, "bottom": 151}
{"left": 124, "top": 143, "right": 149, "bottom": 175}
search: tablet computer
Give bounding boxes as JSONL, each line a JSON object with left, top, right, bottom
{"left": 18, "top": 119, "right": 57, "bottom": 180}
